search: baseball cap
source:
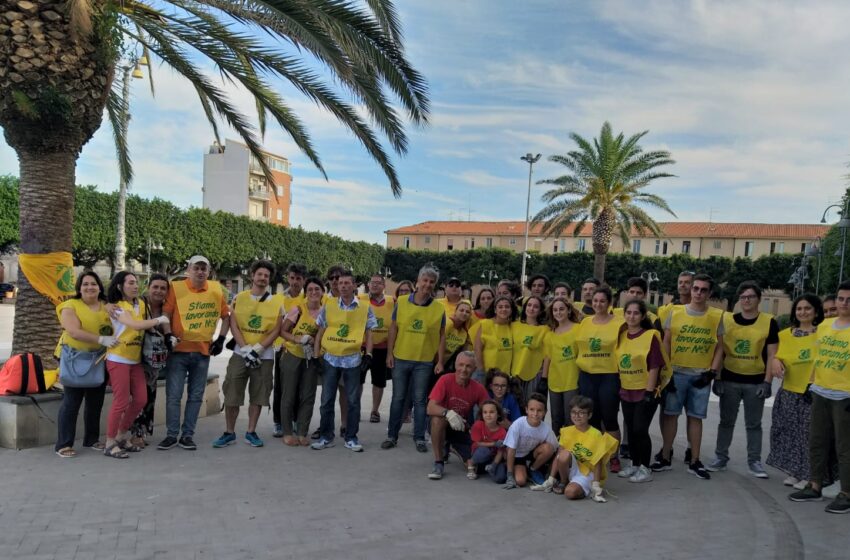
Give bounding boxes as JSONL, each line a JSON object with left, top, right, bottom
{"left": 446, "top": 277, "right": 462, "bottom": 287}
{"left": 187, "top": 255, "right": 210, "bottom": 267}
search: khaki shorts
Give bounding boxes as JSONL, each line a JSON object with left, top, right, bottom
{"left": 223, "top": 355, "right": 274, "bottom": 407}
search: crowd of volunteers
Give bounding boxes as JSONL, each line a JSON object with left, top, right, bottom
{"left": 51, "top": 258, "right": 849, "bottom": 513}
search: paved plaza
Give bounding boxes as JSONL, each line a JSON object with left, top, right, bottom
{"left": 0, "top": 305, "right": 845, "bottom": 559}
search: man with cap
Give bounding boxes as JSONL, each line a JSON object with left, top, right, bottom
{"left": 158, "top": 255, "right": 230, "bottom": 451}
{"left": 437, "top": 277, "right": 464, "bottom": 319}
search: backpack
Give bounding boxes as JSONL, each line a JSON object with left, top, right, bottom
{"left": 0, "top": 353, "right": 47, "bottom": 395}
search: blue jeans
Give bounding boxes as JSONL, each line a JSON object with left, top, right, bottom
{"left": 388, "top": 358, "right": 433, "bottom": 442}
{"left": 319, "top": 359, "right": 361, "bottom": 442}
{"left": 472, "top": 447, "right": 507, "bottom": 483}
{"left": 165, "top": 352, "right": 210, "bottom": 438}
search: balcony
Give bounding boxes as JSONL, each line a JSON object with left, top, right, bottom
{"left": 249, "top": 185, "right": 270, "bottom": 200}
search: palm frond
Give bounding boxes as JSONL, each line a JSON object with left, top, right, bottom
{"left": 105, "top": 86, "right": 133, "bottom": 187}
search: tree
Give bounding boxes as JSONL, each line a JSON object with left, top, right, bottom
{"left": 531, "top": 122, "right": 676, "bottom": 282}
{"left": 0, "top": 1, "right": 429, "bottom": 362}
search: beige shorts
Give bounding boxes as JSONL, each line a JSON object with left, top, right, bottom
{"left": 222, "top": 355, "right": 274, "bottom": 407}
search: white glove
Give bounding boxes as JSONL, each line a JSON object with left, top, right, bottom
{"left": 250, "top": 343, "right": 264, "bottom": 354}
{"left": 531, "top": 476, "right": 556, "bottom": 492}
{"left": 98, "top": 335, "right": 118, "bottom": 348}
{"left": 445, "top": 409, "right": 465, "bottom": 431}
{"left": 155, "top": 315, "right": 170, "bottom": 326}
{"left": 503, "top": 473, "right": 517, "bottom": 489}
{"left": 238, "top": 345, "right": 252, "bottom": 357}
{"left": 590, "top": 481, "right": 606, "bottom": 503}
{"left": 299, "top": 335, "right": 313, "bottom": 345}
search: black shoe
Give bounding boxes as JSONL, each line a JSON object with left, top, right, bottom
{"left": 415, "top": 440, "right": 428, "bottom": 453}
{"left": 653, "top": 448, "right": 672, "bottom": 464}
{"left": 619, "top": 443, "right": 630, "bottom": 460}
{"left": 380, "top": 439, "right": 397, "bottom": 450}
{"left": 178, "top": 436, "right": 197, "bottom": 450}
{"left": 789, "top": 484, "right": 823, "bottom": 502}
{"left": 684, "top": 447, "right": 692, "bottom": 465}
{"left": 688, "top": 460, "right": 710, "bottom": 480}
{"left": 650, "top": 455, "right": 672, "bottom": 472}
{"left": 825, "top": 492, "right": 850, "bottom": 514}
{"left": 157, "top": 436, "right": 178, "bottom": 450}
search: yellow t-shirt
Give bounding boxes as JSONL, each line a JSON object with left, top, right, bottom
{"left": 558, "top": 425, "right": 619, "bottom": 484}
{"left": 108, "top": 299, "right": 147, "bottom": 364}
{"left": 445, "top": 321, "right": 469, "bottom": 356}
{"left": 284, "top": 302, "right": 320, "bottom": 359}
{"left": 575, "top": 316, "right": 624, "bottom": 373}
{"left": 545, "top": 327, "right": 579, "bottom": 392}
{"left": 56, "top": 298, "right": 111, "bottom": 352}
{"left": 478, "top": 319, "right": 513, "bottom": 373}
{"left": 510, "top": 321, "right": 547, "bottom": 381}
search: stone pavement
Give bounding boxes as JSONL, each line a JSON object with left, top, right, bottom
{"left": 0, "top": 305, "right": 846, "bottom": 559}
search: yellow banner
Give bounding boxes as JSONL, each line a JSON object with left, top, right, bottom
{"left": 18, "top": 252, "right": 76, "bottom": 306}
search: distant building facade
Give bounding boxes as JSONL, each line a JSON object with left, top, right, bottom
{"left": 202, "top": 139, "right": 292, "bottom": 226}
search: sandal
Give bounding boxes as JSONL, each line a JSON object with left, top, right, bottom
{"left": 86, "top": 442, "right": 106, "bottom": 451}
{"left": 103, "top": 444, "right": 129, "bottom": 459}
{"left": 55, "top": 447, "right": 76, "bottom": 459}
{"left": 369, "top": 411, "right": 380, "bottom": 423}
{"left": 282, "top": 435, "right": 299, "bottom": 447}
{"left": 117, "top": 439, "right": 143, "bottom": 453}
{"left": 553, "top": 482, "right": 565, "bottom": 495}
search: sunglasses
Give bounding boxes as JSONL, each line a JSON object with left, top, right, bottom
{"left": 328, "top": 275, "right": 340, "bottom": 281}
{"left": 692, "top": 287, "right": 710, "bottom": 293}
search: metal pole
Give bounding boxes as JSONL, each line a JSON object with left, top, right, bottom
{"left": 520, "top": 153, "right": 541, "bottom": 286}
{"left": 816, "top": 251, "right": 821, "bottom": 293}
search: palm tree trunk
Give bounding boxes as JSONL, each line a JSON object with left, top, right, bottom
{"left": 593, "top": 251, "right": 607, "bottom": 283}
{"left": 592, "top": 208, "right": 616, "bottom": 283}
{"left": 12, "top": 150, "right": 77, "bottom": 366}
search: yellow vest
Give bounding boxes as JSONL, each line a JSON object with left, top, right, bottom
{"left": 369, "top": 295, "right": 394, "bottom": 346}
{"left": 393, "top": 297, "right": 444, "bottom": 362}
{"left": 545, "top": 327, "right": 579, "bottom": 392}
{"left": 722, "top": 312, "right": 773, "bottom": 375}
{"left": 445, "top": 322, "right": 469, "bottom": 356}
{"left": 437, "top": 297, "right": 459, "bottom": 319}
{"left": 273, "top": 290, "right": 304, "bottom": 347}
{"left": 284, "top": 302, "right": 320, "bottom": 358}
{"left": 479, "top": 319, "right": 513, "bottom": 373}
{"left": 776, "top": 328, "right": 815, "bottom": 394}
{"left": 668, "top": 305, "right": 723, "bottom": 370}
{"left": 322, "top": 298, "right": 369, "bottom": 356}
{"left": 56, "top": 298, "right": 111, "bottom": 351}
{"left": 172, "top": 280, "right": 224, "bottom": 342}
{"left": 557, "top": 425, "right": 618, "bottom": 484}
{"left": 813, "top": 318, "right": 850, "bottom": 393}
{"left": 658, "top": 303, "right": 673, "bottom": 326}
{"left": 615, "top": 329, "right": 671, "bottom": 390}
{"left": 575, "top": 316, "right": 624, "bottom": 373}
{"left": 233, "top": 290, "right": 281, "bottom": 346}
{"left": 468, "top": 313, "right": 485, "bottom": 343}
{"left": 510, "top": 322, "right": 546, "bottom": 381}
{"left": 109, "top": 299, "right": 147, "bottom": 362}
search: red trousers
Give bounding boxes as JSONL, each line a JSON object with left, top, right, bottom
{"left": 106, "top": 361, "right": 148, "bottom": 439}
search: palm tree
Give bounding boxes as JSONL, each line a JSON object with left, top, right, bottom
{"left": 0, "top": 0, "right": 429, "bottom": 362}
{"left": 532, "top": 122, "right": 676, "bottom": 283}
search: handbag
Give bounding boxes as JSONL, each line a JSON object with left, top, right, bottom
{"left": 58, "top": 345, "right": 106, "bottom": 388}
{"left": 141, "top": 298, "right": 169, "bottom": 370}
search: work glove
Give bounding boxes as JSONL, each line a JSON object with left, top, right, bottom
{"left": 243, "top": 343, "right": 263, "bottom": 369}
{"left": 531, "top": 476, "right": 556, "bottom": 492}
{"left": 155, "top": 315, "right": 170, "bottom": 326}
{"left": 590, "top": 481, "right": 607, "bottom": 503}
{"left": 502, "top": 472, "right": 517, "bottom": 489}
{"left": 360, "top": 353, "right": 373, "bottom": 375}
{"left": 692, "top": 369, "right": 715, "bottom": 389}
{"left": 299, "top": 335, "right": 313, "bottom": 345}
{"left": 164, "top": 335, "right": 180, "bottom": 352}
{"left": 755, "top": 381, "right": 772, "bottom": 400}
{"left": 98, "top": 335, "right": 118, "bottom": 348}
{"left": 642, "top": 390, "right": 656, "bottom": 404}
{"left": 445, "top": 409, "right": 466, "bottom": 431}
{"left": 210, "top": 335, "right": 226, "bottom": 356}
{"left": 712, "top": 379, "right": 724, "bottom": 397}
{"left": 536, "top": 376, "right": 549, "bottom": 395}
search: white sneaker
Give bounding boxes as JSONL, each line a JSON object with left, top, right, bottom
{"left": 793, "top": 479, "right": 809, "bottom": 490}
{"left": 617, "top": 465, "right": 639, "bottom": 478}
{"left": 783, "top": 476, "right": 799, "bottom": 487}
{"left": 590, "top": 481, "right": 607, "bottom": 503}
{"left": 748, "top": 461, "right": 769, "bottom": 479}
{"left": 344, "top": 438, "right": 363, "bottom": 452}
{"left": 629, "top": 465, "right": 654, "bottom": 483}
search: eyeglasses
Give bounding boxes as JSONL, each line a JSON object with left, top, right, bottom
{"left": 570, "top": 410, "right": 589, "bottom": 417}
{"left": 739, "top": 294, "right": 758, "bottom": 300}
{"left": 692, "top": 287, "right": 710, "bottom": 293}
{"left": 328, "top": 275, "right": 340, "bottom": 281}
{"left": 491, "top": 383, "right": 508, "bottom": 389}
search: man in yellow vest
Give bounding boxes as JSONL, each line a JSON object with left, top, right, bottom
{"left": 436, "top": 277, "right": 463, "bottom": 319}
{"left": 650, "top": 273, "right": 723, "bottom": 480}
{"left": 213, "top": 260, "right": 282, "bottom": 449}
{"left": 311, "top": 270, "right": 376, "bottom": 452}
{"left": 382, "top": 265, "right": 447, "bottom": 453}
{"left": 158, "top": 255, "right": 230, "bottom": 451}
{"left": 706, "top": 281, "right": 778, "bottom": 478}
{"left": 272, "top": 262, "right": 307, "bottom": 438}
{"left": 363, "top": 274, "right": 393, "bottom": 423}
{"left": 789, "top": 280, "right": 850, "bottom": 513}
{"left": 658, "top": 270, "right": 694, "bottom": 326}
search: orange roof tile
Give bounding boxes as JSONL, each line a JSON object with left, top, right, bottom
{"left": 386, "top": 221, "right": 829, "bottom": 240}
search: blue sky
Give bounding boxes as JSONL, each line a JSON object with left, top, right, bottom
{"left": 2, "top": 0, "right": 850, "bottom": 243}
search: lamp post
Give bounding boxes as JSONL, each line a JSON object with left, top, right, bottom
{"left": 481, "top": 269, "right": 498, "bottom": 287}
{"left": 805, "top": 239, "right": 821, "bottom": 293}
{"left": 821, "top": 200, "right": 850, "bottom": 284}
{"left": 641, "top": 271, "right": 659, "bottom": 305}
{"left": 520, "top": 153, "right": 542, "bottom": 286}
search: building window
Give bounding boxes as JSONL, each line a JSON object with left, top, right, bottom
{"left": 486, "top": 237, "right": 493, "bottom": 248}
{"left": 713, "top": 240, "right": 722, "bottom": 249}
{"left": 744, "top": 241, "right": 754, "bottom": 257}
{"left": 559, "top": 239, "right": 566, "bottom": 252}
{"left": 276, "top": 186, "right": 283, "bottom": 197}
{"left": 632, "top": 239, "right": 641, "bottom": 253}
{"left": 553, "top": 242, "right": 559, "bottom": 253}
{"left": 769, "top": 242, "right": 784, "bottom": 254}
{"left": 267, "top": 157, "right": 290, "bottom": 173}
{"left": 509, "top": 238, "right": 516, "bottom": 246}
{"left": 654, "top": 240, "right": 661, "bottom": 255}
{"left": 682, "top": 240, "right": 691, "bottom": 254}
{"left": 424, "top": 236, "right": 431, "bottom": 244}
{"left": 470, "top": 238, "right": 475, "bottom": 249}
{"left": 578, "top": 239, "right": 586, "bottom": 252}
{"left": 801, "top": 242, "right": 808, "bottom": 253}
{"left": 447, "top": 238, "right": 454, "bottom": 251}
{"left": 403, "top": 236, "right": 410, "bottom": 249}
{"left": 662, "top": 241, "right": 668, "bottom": 255}
{"left": 276, "top": 209, "right": 283, "bottom": 221}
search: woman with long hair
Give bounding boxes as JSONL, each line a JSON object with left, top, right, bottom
{"left": 474, "top": 296, "right": 516, "bottom": 383}
{"left": 511, "top": 295, "right": 548, "bottom": 403}
{"left": 542, "top": 296, "right": 580, "bottom": 434}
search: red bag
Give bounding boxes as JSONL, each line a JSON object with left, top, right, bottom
{"left": 0, "top": 353, "right": 47, "bottom": 395}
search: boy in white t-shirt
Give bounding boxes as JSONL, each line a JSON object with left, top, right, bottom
{"left": 502, "top": 393, "right": 559, "bottom": 488}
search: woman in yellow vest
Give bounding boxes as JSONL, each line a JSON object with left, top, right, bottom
{"left": 103, "top": 271, "right": 170, "bottom": 459}
{"left": 511, "top": 295, "right": 548, "bottom": 403}
{"left": 55, "top": 271, "right": 115, "bottom": 458}
{"left": 615, "top": 299, "right": 669, "bottom": 483}
{"left": 768, "top": 295, "right": 835, "bottom": 489}
{"left": 542, "top": 296, "right": 581, "bottom": 433}
{"left": 279, "top": 277, "right": 325, "bottom": 446}
{"left": 469, "top": 287, "right": 495, "bottom": 342}
{"left": 575, "top": 285, "right": 625, "bottom": 472}
{"left": 474, "top": 296, "right": 516, "bottom": 383}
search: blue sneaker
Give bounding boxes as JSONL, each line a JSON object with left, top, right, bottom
{"left": 245, "top": 431, "right": 264, "bottom": 447}
{"left": 344, "top": 438, "right": 364, "bottom": 452}
{"left": 212, "top": 432, "right": 236, "bottom": 448}
{"left": 529, "top": 469, "right": 546, "bottom": 486}
{"left": 310, "top": 438, "right": 335, "bottom": 450}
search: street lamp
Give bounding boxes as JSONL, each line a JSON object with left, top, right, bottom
{"left": 146, "top": 237, "right": 163, "bottom": 274}
{"left": 821, "top": 200, "right": 850, "bottom": 284}
{"left": 520, "top": 152, "right": 542, "bottom": 286}
{"left": 805, "top": 239, "right": 821, "bottom": 293}
{"left": 481, "top": 269, "right": 498, "bottom": 287}
{"left": 641, "top": 271, "right": 659, "bottom": 305}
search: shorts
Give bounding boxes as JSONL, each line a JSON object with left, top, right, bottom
{"left": 567, "top": 453, "right": 594, "bottom": 497}
{"left": 222, "top": 355, "right": 274, "bottom": 407}
{"left": 360, "top": 347, "right": 388, "bottom": 388}
{"left": 514, "top": 444, "right": 556, "bottom": 469}
{"left": 663, "top": 372, "right": 710, "bottom": 419}
{"left": 445, "top": 427, "right": 472, "bottom": 461}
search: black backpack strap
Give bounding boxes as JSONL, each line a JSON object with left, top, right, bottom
{"left": 19, "top": 354, "right": 28, "bottom": 396}
{"left": 33, "top": 354, "right": 46, "bottom": 394}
